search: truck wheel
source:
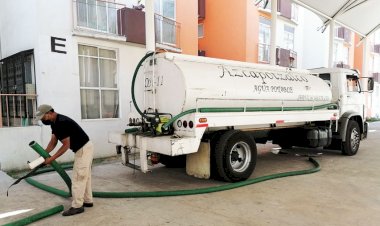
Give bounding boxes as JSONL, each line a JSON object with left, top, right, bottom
{"left": 210, "top": 131, "right": 227, "bottom": 181}
{"left": 214, "top": 130, "right": 257, "bottom": 182}
{"left": 342, "top": 120, "right": 360, "bottom": 156}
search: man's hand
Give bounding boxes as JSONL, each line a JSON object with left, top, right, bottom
{"left": 44, "top": 157, "right": 54, "bottom": 165}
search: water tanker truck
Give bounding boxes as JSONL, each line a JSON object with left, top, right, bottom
{"left": 109, "top": 52, "right": 374, "bottom": 182}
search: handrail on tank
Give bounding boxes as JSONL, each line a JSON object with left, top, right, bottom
{"left": 194, "top": 97, "right": 338, "bottom": 113}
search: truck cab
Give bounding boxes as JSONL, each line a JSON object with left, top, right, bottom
{"left": 310, "top": 68, "right": 374, "bottom": 154}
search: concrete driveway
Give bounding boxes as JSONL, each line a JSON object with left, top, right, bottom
{"left": 1, "top": 122, "right": 380, "bottom": 226}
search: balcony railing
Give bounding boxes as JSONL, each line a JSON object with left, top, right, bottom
{"left": 75, "top": 0, "right": 125, "bottom": 35}
{"left": 155, "top": 13, "right": 181, "bottom": 50}
{"left": 277, "top": 47, "right": 297, "bottom": 67}
{"left": 0, "top": 94, "right": 38, "bottom": 127}
{"left": 74, "top": 1, "right": 181, "bottom": 51}
{"left": 258, "top": 43, "right": 297, "bottom": 67}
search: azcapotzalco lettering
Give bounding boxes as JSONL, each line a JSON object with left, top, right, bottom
{"left": 218, "top": 65, "right": 309, "bottom": 84}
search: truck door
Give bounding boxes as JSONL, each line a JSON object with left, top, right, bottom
{"left": 345, "top": 74, "right": 364, "bottom": 118}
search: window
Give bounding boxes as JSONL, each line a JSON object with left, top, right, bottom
{"left": 335, "top": 26, "right": 351, "bottom": 43}
{"left": 278, "top": 0, "right": 291, "bottom": 19}
{"left": 284, "top": 25, "right": 295, "bottom": 50}
{"left": 155, "top": 0, "right": 176, "bottom": 45}
{"left": 0, "top": 50, "right": 36, "bottom": 127}
{"left": 347, "top": 76, "right": 359, "bottom": 92}
{"left": 319, "top": 73, "right": 331, "bottom": 87}
{"left": 198, "top": 24, "right": 204, "bottom": 38}
{"left": 78, "top": 45, "right": 118, "bottom": 119}
{"left": 259, "top": 17, "right": 271, "bottom": 63}
{"left": 333, "top": 41, "right": 349, "bottom": 67}
{"left": 291, "top": 3, "right": 298, "bottom": 22}
{"left": 76, "top": 0, "right": 118, "bottom": 34}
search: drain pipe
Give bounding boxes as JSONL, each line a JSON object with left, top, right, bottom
{"left": 145, "top": 0, "right": 155, "bottom": 52}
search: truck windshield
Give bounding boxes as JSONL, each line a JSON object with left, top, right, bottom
{"left": 346, "top": 75, "right": 359, "bottom": 92}
{"left": 318, "top": 73, "right": 331, "bottom": 87}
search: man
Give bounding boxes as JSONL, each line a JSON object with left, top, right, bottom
{"left": 36, "top": 104, "right": 94, "bottom": 216}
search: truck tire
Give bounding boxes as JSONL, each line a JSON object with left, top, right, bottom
{"left": 342, "top": 120, "right": 360, "bottom": 156}
{"left": 210, "top": 131, "right": 227, "bottom": 181}
{"left": 214, "top": 130, "right": 257, "bottom": 182}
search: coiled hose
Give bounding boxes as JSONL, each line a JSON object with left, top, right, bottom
{"left": 4, "top": 141, "right": 320, "bottom": 225}
{"left": 131, "top": 51, "right": 156, "bottom": 119}
{"left": 25, "top": 157, "right": 320, "bottom": 198}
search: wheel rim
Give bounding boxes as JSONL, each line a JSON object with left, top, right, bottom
{"left": 350, "top": 127, "right": 360, "bottom": 152}
{"left": 229, "top": 141, "right": 251, "bottom": 172}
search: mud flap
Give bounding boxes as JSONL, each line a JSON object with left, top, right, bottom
{"left": 186, "top": 141, "right": 210, "bottom": 179}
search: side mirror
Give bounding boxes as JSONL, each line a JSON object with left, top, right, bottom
{"left": 367, "top": 77, "right": 374, "bottom": 92}
{"left": 359, "top": 77, "right": 375, "bottom": 92}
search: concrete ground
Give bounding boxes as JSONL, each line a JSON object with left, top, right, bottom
{"left": 1, "top": 122, "right": 380, "bottom": 226}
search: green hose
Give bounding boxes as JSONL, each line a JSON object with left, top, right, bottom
{"left": 28, "top": 141, "right": 72, "bottom": 194}
{"left": 131, "top": 51, "right": 156, "bottom": 119}
{"left": 2, "top": 205, "right": 63, "bottom": 226}
{"left": 25, "top": 177, "right": 70, "bottom": 198}
{"left": 18, "top": 148, "right": 320, "bottom": 225}
{"left": 25, "top": 157, "right": 319, "bottom": 198}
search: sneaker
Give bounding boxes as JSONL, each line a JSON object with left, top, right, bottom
{"left": 62, "top": 207, "right": 84, "bottom": 216}
{"left": 83, "top": 202, "right": 94, "bottom": 208}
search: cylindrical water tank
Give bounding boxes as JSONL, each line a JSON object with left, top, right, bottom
{"left": 133, "top": 53, "right": 332, "bottom": 116}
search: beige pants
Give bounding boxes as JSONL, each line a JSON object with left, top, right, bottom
{"left": 72, "top": 141, "right": 94, "bottom": 208}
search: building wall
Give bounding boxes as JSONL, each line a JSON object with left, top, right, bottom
{"left": 0, "top": 0, "right": 199, "bottom": 171}
{"left": 198, "top": 0, "right": 250, "bottom": 61}
{"left": 372, "top": 83, "right": 380, "bottom": 118}
{"left": 353, "top": 34, "right": 364, "bottom": 73}
{"left": 300, "top": 9, "right": 329, "bottom": 69}
{"left": 177, "top": 0, "right": 198, "bottom": 55}
{"left": 0, "top": 0, "right": 38, "bottom": 58}
{"left": 244, "top": 1, "right": 260, "bottom": 63}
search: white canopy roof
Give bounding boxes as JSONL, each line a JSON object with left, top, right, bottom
{"left": 293, "top": 0, "right": 380, "bottom": 38}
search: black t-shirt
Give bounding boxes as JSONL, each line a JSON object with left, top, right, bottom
{"left": 51, "top": 114, "right": 89, "bottom": 152}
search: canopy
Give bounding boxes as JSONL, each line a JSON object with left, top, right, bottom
{"left": 293, "top": 0, "right": 380, "bottom": 39}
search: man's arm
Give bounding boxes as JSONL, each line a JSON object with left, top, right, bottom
{"left": 45, "top": 134, "right": 58, "bottom": 153}
{"left": 44, "top": 137, "right": 70, "bottom": 165}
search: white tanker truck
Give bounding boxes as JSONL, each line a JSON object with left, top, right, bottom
{"left": 109, "top": 52, "right": 374, "bottom": 182}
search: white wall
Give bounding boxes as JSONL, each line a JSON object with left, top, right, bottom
{"left": 0, "top": 0, "right": 148, "bottom": 171}
{"left": 371, "top": 83, "right": 380, "bottom": 118}
{"left": 299, "top": 8, "right": 329, "bottom": 69}
{"left": 0, "top": 126, "right": 51, "bottom": 171}
{"left": 0, "top": 0, "right": 38, "bottom": 58}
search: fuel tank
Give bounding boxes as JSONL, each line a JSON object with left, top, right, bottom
{"left": 133, "top": 53, "right": 332, "bottom": 116}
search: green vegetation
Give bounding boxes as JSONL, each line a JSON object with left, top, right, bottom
{"left": 367, "top": 117, "right": 380, "bottom": 122}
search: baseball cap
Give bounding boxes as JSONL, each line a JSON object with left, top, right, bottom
{"left": 35, "top": 104, "right": 53, "bottom": 120}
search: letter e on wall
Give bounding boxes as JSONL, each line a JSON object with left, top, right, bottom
{"left": 51, "top": 36, "right": 67, "bottom": 54}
